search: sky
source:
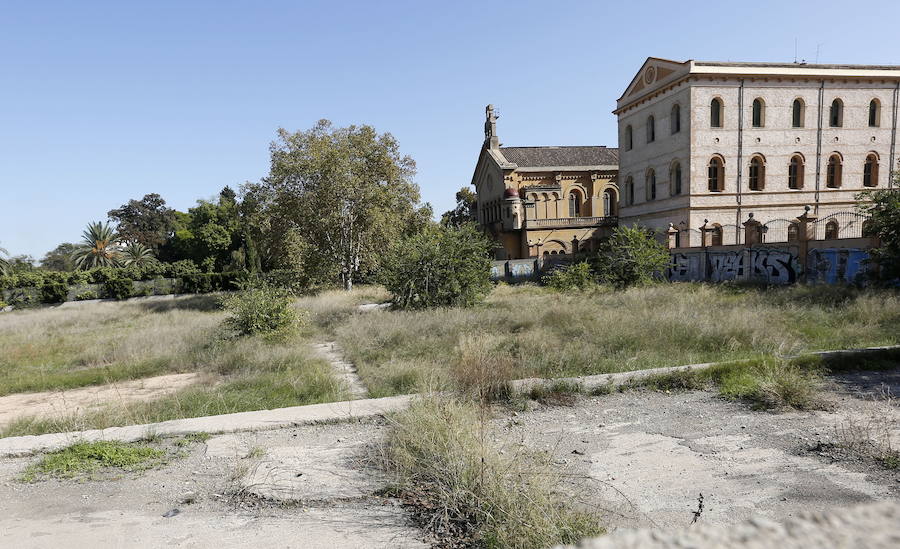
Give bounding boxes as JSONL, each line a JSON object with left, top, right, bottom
{"left": 2, "top": 0, "right": 899, "bottom": 259}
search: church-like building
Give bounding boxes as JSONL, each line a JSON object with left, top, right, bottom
{"left": 471, "top": 105, "right": 619, "bottom": 259}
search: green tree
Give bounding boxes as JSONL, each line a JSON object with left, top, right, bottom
{"left": 380, "top": 223, "right": 493, "bottom": 309}
{"left": 593, "top": 225, "right": 671, "bottom": 289}
{"left": 859, "top": 188, "right": 900, "bottom": 281}
{"left": 40, "top": 243, "right": 79, "bottom": 271}
{"left": 261, "top": 120, "right": 425, "bottom": 290}
{"left": 74, "top": 222, "right": 120, "bottom": 269}
{"left": 107, "top": 194, "right": 176, "bottom": 251}
{"left": 162, "top": 188, "right": 242, "bottom": 271}
{"left": 441, "top": 187, "right": 477, "bottom": 227}
{"left": 121, "top": 242, "right": 156, "bottom": 267}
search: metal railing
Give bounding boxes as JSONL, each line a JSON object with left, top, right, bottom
{"left": 810, "top": 211, "right": 871, "bottom": 240}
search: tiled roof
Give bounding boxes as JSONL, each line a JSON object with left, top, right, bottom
{"left": 498, "top": 146, "right": 618, "bottom": 168}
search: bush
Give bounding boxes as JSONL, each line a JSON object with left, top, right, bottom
{"left": 102, "top": 278, "right": 134, "bottom": 300}
{"left": 380, "top": 223, "right": 492, "bottom": 310}
{"left": 220, "top": 286, "right": 301, "bottom": 336}
{"left": 39, "top": 282, "right": 69, "bottom": 304}
{"left": 543, "top": 262, "right": 595, "bottom": 291}
{"left": 593, "top": 225, "right": 671, "bottom": 289}
{"left": 75, "top": 290, "right": 98, "bottom": 301}
{"left": 858, "top": 189, "right": 900, "bottom": 282}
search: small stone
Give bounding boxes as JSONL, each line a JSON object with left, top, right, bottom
{"left": 162, "top": 509, "right": 180, "bottom": 518}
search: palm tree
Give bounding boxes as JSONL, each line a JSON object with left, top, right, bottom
{"left": 121, "top": 242, "right": 155, "bottom": 266}
{"left": 73, "top": 222, "right": 120, "bottom": 269}
{"left": 0, "top": 244, "right": 9, "bottom": 275}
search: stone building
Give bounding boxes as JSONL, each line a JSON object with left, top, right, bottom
{"left": 616, "top": 57, "right": 900, "bottom": 246}
{"left": 471, "top": 105, "right": 619, "bottom": 259}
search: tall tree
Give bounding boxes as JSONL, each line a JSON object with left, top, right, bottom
{"left": 164, "top": 187, "right": 242, "bottom": 271}
{"left": 40, "top": 243, "right": 79, "bottom": 271}
{"left": 107, "top": 193, "right": 176, "bottom": 251}
{"left": 74, "top": 222, "right": 120, "bottom": 269}
{"left": 261, "top": 120, "right": 425, "bottom": 290}
{"left": 441, "top": 187, "right": 477, "bottom": 227}
{"left": 859, "top": 188, "right": 900, "bottom": 281}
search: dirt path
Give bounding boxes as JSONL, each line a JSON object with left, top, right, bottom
{"left": 310, "top": 341, "right": 368, "bottom": 399}
{"left": 0, "top": 373, "right": 201, "bottom": 428}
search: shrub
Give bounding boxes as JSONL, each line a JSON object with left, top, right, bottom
{"left": 592, "top": 225, "right": 671, "bottom": 289}
{"left": 102, "top": 278, "right": 134, "bottom": 300}
{"left": 39, "top": 282, "right": 69, "bottom": 304}
{"left": 380, "top": 223, "right": 492, "bottom": 310}
{"left": 543, "top": 262, "right": 595, "bottom": 291}
{"left": 858, "top": 188, "right": 900, "bottom": 281}
{"left": 75, "top": 290, "right": 99, "bottom": 301}
{"left": 220, "top": 286, "right": 302, "bottom": 336}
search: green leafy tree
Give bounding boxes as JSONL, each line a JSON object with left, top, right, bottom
{"left": 121, "top": 242, "right": 156, "bottom": 267}
{"left": 107, "top": 194, "right": 177, "bottom": 251}
{"left": 40, "top": 243, "right": 79, "bottom": 271}
{"left": 163, "top": 187, "right": 242, "bottom": 271}
{"left": 0, "top": 245, "right": 10, "bottom": 275}
{"left": 441, "top": 187, "right": 477, "bottom": 227}
{"left": 74, "top": 222, "right": 120, "bottom": 269}
{"left": 859, "top": 188, "right": 900, "bottom": 281}
{"left": 380, "top": 223, "right": 493, "bottom": 309}
{"left": 7, "top": 255, "right": 36, "bottom": 273}
{"left": 543, "top": 262, "right": 595, "bottom": 291}
{"left": 260, "top": 120, "right": 425, "bottom": 290}
{"left": 593, "top": 225, "right": 671, "bottom": 289}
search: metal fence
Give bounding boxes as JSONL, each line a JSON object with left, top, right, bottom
{"left": 810, "top": 211, "right": 871, "bottom": 240}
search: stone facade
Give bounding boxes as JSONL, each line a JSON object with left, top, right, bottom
{"left": 616, "top": 58, "right": 900, "bottom": 246}
{"left": 472, "top": 105, "right": 619, "bottom": 259}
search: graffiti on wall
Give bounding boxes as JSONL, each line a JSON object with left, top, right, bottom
{"left": 806, "top": 248, "right": 870, "bottom": 285}
{"left": 671, "top": 248, "right": 802, "bottom": 284}
{"left": 749, "top": 248, "right": 800, "bottom": 284}
{"left": 671, "top": 253, "right": 702, "bottom": 282}
{"left": 707, "top": 252, "right": 745, "bottom": 282}
{"left": 509, "top": 260, "right": 536, "bottom": 281}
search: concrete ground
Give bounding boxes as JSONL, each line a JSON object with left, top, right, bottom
{"left": 0, "top": 370, "right": 896, "bottom": 548}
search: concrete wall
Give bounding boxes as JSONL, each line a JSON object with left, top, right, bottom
{"left": 669, "top": 239, "right": 875, "bottom": 285}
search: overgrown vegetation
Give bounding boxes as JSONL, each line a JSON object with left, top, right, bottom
{"left": 21, "top": 441, "right": 166, "bottom": 482}
{"left": 858, "top": 188, "right": 900, "bottom": 282}
{"left": 221, "top": 286, "right": 301, "bottom": 336}
{"left": 337, "top": 283, "right": 900, "bottom": 398}
{"left": 378, "top": 397, "right": 602, "bottom": 548}
{"left": 380, "top": 223, "right": 492, "bottom": 310}
{"left": 543, "top": 262, "right": 596, "bottom": 292}
{"left": 592, "top": 225, "right": 671, "bottom": 289}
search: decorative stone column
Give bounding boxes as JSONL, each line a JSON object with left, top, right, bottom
{"left": 699, "top": 219, "right": 711, "bottom": 248}
{"left": 796, "top": 205, "right": 817, "bottom": 283}
{"left": 666, "top": 223, "right": 679, "bottom": 249}
{"left": 743, "top": 213, "right": 763, "bottom": 246}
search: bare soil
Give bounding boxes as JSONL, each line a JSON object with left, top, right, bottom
{"left": 0, "top": 373, "right": 201, "bottom": 428}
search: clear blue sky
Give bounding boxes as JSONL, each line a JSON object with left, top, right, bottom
{"left": 2, "top": 0, "right": 898, "bottom": 259}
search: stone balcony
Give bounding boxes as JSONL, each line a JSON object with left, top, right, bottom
{"left": 524, "top": 216, "right": 618, "bottom": 229}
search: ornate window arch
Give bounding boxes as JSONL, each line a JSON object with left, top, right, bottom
{"left": 568, "top": 189, "right": 583, "bottom": 217}
{"left": 826, "top": 153, "right": 843, "bottom": 188}
{"left": 869, "top": 99, "right": 881, "bottom": 127}
{"left": 748, "top": 154, "right": 766, "bottom": 191}
{"left": 602, "top": 188, "right": 617, "bottom": 217}
{"left": 751, "top": 98, "right": 765, "bottom": 128}
{"left": 710, "top": 98, "right": 723, "bottom": 128}
{"left": 708, "top": 155, "right": 725, "bottom": 192}
{"left": 788, "top": 154, "right": 805, "bottom": 190}
{"left": 669, "top": 160, "right": 682, "bottom": 196}
{"left": 645, "top": 168, "right": 656, "bottom": 201}
{"left": 792, "top": 98, "right": 805, "bottom": 128}
{"left": 829, "top": 98, "right": 843, "bottom": 127}
{"left": 863, "top": 152, "right": 879, "bottom": 187}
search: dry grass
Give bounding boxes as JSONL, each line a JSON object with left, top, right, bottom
{"left": 337, "top": 283, "right": 900, "bottom": 397}
{"left": 834, "top": 387, "right": 900, "bottom": 469}
{"left": 377, "top": 396, "right": 603, "bottom": 548}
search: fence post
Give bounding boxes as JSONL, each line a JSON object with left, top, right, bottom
{"left": 742, "top": 213, "right": 762, "bottom": 246}
{"left": 666, "top": 223, "right": 679, "bottom": 249}
{"left": 796, "top": 205, "right": 817, "bottom": 283}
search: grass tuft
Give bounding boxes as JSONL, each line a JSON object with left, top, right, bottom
{"left": 21, "top": 440, "right": 165, "bottom": 482}
{"left": 378, "top": 396, "right": 603, "bottom": 548}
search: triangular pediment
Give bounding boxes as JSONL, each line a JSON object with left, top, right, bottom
{"left": 617, "top": 57, "right": 690, "bottom": 107}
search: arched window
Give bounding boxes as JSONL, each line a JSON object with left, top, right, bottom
{"left": 863, "top": 153, "right": 879, "bottom": 187}
{"left": 568, "top": 190, "right": 582, "bottom": 217}
{"left": 646, "top": 115, "right": 655, "bottom": 143}
{"left": 707, "top": 156, "right": 724, "bottom": 192}
{"left": 751, "top": 98, "right": 765, "bottom": 128}
{"left": 671, "top": 104, "right": 681, "bottom": 134}
{"left": 787, "top": 223, "right": 799, "bottom": 242}
{"left": 748, "top": 155, "right": 765, "bottom": 191}
{"left": 711, "top": 224, "right": 723, "bottom": 246}
{"left": 670, "top": 161, "right": 683, "bottom": 195}
{"left": 825, "top": 219, "right": 840, "bottom": 240}
{"left": 788, "top": 154, "right": 805, "bottom": 190}
{"left": 645, "top": 169, "right": 656, "bottom": 201}
{"left": 826, "top": 154, "right": 842, "bottom": 188}
{"left": 710, "top": 98, "right": 723, "bottom": 128}
{"left": 625, "top": 177, "right": 634, "bottom": 206}
{"left": 624, "top": 125, "right": 633, "bottom": 151}
{"left": 829, "top": 99, "right": 843, "bottom": 127}
{"left": 602, "top": 189, "right": 617, "bottom": 217}
{"left": 869, "top": 99, "right": 881, "bottom": 127}
{"left": 792, "top": 98, "right": 805, "bottom": 128}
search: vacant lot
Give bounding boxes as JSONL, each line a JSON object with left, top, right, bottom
{"left": 0, "top": 288, "right": 388, "bottom": 436}
{"left": 337, "top": 283, "right": 900, "bottom": 397}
